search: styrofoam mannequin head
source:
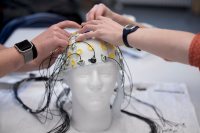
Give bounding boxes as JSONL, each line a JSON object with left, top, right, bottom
{"left": 64, "top": 62, "right": 119, "bottom": 132}
{"left": 65, "top": 61, "right": 118, "bottom": 112}
{"left": 62, "top": 33, "right": 123, "bottom": 132}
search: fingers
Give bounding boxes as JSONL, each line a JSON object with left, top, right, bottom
{"left": 81, "top": 20, "right": 99, "bottom": 27}
{"left": 53, "top": 47, "right": 64, "bottom": 55}
{"left": 96, "top": 16, "right": 108, "bottom": 20}
{"left": 76, "top": 31, "right": 97, "bottom": 42}
{"left": 49, "top": 26, "right": 70, "bottom": 43}
{"left": 77, "top": 17, "right": 108, "bottom": 41}
{"left": 79, "top": 17, "right": 108, "bottom": 34}
{"left": 78, "top": 20, "right": 100, "bottom": 34}
{"left": 48, "top": 22, "right": 76, "bottom": 40}
{"left": 86, "top": 4, "right": 98, "bottom": 21}
{"left": 57, "top": 38, "right": 69, "bottom": 48}
{"left": 54, "top": 31, "right": 68, "bottom": 41}
{"left": 79, "top": 24, "right": 97, "bottom": 34}
{"left": 95, "top": 4, "right": 105, "bottom": 19}
{"left": 57, "top": 28, "right": 70, "bottom": 38}
{"left": 86, "top": 3, "right": 107, "bottom": 21}
{"left": 84, "top": 16, "right": 109, "bottom": 27}
{"left": 56, "top": 20, "right": 81, "bottom": 29}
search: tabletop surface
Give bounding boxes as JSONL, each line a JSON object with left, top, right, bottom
{"left": 0, "top": 81, "right": 199, "bottom": 133}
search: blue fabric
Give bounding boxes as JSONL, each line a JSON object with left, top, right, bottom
{"left": 0, "top": 13, "right": 67, "bottom": 44}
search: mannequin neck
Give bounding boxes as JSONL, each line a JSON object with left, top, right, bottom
{"left": 71, "top": 97, "right": 112, "bottom": 132}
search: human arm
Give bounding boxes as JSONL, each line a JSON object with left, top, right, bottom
{"left": 128, "top": 28, "right": 194, "bottom": 64}
{"left": 0, "top": 47, "right": 25, "bottom": 77}
{"left": 0, "top": 20, "right": 81, "bottom": 77}
{"left": 0, "top": 45, "right": 6, "bottom": 50}
{"left": 77, "top": 16, "right": 195, "bottom": 65}
{"left": 86, "top": 3, "right": 145, "bottom": 28}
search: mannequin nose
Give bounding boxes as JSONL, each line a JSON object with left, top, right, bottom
{"left": 88, "top": 70, "right": 103, "bottom": 91}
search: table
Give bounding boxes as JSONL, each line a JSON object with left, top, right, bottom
{"left": 0, "top": 80, "right": 199, "bottom": 132}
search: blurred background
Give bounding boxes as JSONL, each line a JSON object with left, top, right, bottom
{"left": 0, "top": 0, "right": 200, "bottom": 33}
{"left": 82, "top": 0, "right": 200, "bottom": 32}
{"left": 0, "top": 0, "right": 199, "bottom": 44}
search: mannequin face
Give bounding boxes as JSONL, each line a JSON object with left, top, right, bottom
{"left": 65, "top": 61, "right": 119, "bottom": 112}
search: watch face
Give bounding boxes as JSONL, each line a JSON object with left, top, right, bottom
{"left": 125, "top": 25, "right": 135, "bottom": 30}
{"left": 15, "top": 40, "right": 32, "bottom": 51}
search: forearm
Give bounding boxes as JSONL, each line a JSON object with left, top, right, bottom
{"left": 0, "top": 45, "right": 6, "bottom": 50}
{"left": 112, "top": 13, "right": 146, "bottom": 28}
{"left": 0, "top": 45, "right": 34, "bottom": 73}
{"left": 0, "top": 47, "right": 24, "bottom": 77}
{"left": 16, "top": 62, "right": 36, "bottom": 72}
{"left": 128, "top": 28, "right": 195, "bottom": 64}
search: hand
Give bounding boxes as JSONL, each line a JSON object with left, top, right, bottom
{"left": 77, "top": 16, "right": 123, "bottom": 46}
{"left": 86, "top": 3, "right": 115, "bottom": 21}
{"left": 28, "top": 20, "right": 81, "bottom": 69}
{"left": 87, "top": 3, "right": 145, "bottom": 28}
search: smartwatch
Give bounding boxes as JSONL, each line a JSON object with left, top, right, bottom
{"left": 14, "top": 40, "right": 38, "bottom": 63}
{"left": 122, "top": 25, "right": 139, "bottom": 48}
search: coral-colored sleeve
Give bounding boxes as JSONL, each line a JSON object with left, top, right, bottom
{"left": 189, "top": 33, "right": 200, "bottom": 68}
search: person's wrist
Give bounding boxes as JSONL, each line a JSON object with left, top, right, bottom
{"left": 14, "top": 40, "right": 38, "bottom": 63}
{"left": 0, "top": 45, "right": 6, "bottom": 50}
{"left": 116, "top": 28, "right": 124, "bottom": 46}
{"left": 122, "top": 25, "right": 140, "bottom": 48}
{"left": 12, "top": 47, "right": 25, "bottom": 66}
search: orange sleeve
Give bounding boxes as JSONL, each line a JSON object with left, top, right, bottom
{"left": 189, "top": 33, "right": 200, "bottom": 68}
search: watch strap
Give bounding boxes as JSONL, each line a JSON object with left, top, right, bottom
{"left": 123, "top": 26, "right": 139, "bottom": 48}
{"left": 30, "top": 41, "right": 38, "bottom": 59}
{"left": 23, "top": 46, "right": 33, "bottom": 63}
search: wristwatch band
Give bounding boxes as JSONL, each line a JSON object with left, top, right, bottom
{"left": 30, "top": 41, "right": 38, "bottom": 59}
{"left": 23, "top": 46, "right": 33, "bottom": 63}
{"left": 123, "top": 25, "right": 139, "bottom": 48}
